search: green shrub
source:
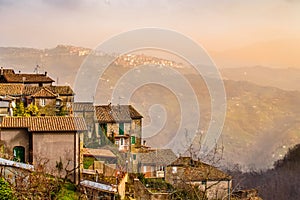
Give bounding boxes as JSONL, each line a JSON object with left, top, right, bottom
{"left": 0, "top": 177, "right": 14, "bottom": 200}
{"left": 56, "top": 182, "right": 79, "bottom": 200}
{"left": 83, "top": 157, "right": 95, "bottom": 169}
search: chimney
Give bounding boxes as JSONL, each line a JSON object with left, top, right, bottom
{"left": 143, "top": 140, "right": 146, "bottom": 146}
{"left": 0, "top": 67, "right": 3, "bottom": 76}
{"left": 45, "top": 71, "right": 47, "bottom": 76}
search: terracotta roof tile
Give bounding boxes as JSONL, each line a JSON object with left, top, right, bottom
{"left": 0, "top": 84, "right": 74, "bottom": 97}
{"left": 3, "top": 73, "right": 54, "bottom": 83}
{"left": 95, "top": 105, "right": 143, "bottom": 123}
{"left": 31, "top": 87, "right": 57, "bottom": 98}
{"left": 83, "top": 148, "right": 116, "bottom": 158}
{"left": 0, "top": 84, "right": 24, "bottom": 96}
{"left": 48, "top": 86, "right": 74, "bottom": 96}
{"left": 0, "top": 116, "right": 87, "bottom": 132}
{"left": 168, "top": 157, "right": 231, "bottom": 181}
{"left": 140, "top": 149, "right": 177, "bottom": 165}
{"left": 24, "top": 85, "right": 74, "bottom": 96}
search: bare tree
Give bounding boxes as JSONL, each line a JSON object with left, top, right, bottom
{"left": 168, "top": 130, "right": 231, "bottom": 200}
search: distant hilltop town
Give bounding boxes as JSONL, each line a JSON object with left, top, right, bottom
{"left": 0, "top": 45, "right": 184, "bottom": 69}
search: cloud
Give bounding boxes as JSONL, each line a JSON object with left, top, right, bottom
{"left": 41, "top": 0, "right": 82, "bottom": 9}
{"left": 0, "top": 0, "right": 14, "bottom": 6}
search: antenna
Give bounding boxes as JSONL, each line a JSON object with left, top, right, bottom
{"left": 34, "top": 65, "right": 40, "bottom": 74}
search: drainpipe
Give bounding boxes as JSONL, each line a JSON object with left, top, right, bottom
{"left": 228, "top": 180, "right": 231, "bottom": 200}
{"left": 74, "top": 131, "right": 76, "bottom": 184}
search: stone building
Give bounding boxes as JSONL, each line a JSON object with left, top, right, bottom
{"left": 93, "top": 104, "right": 143, "bottom": 153}
{"left": 0, "top": 116, "right": 87, "bottom": 183}
{"left": 165, "top": 157, "right": 232, "bottom": 200}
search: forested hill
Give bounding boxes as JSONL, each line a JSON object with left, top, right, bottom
{"left": 230, "top": 144, "right": 300, "bottom": 200}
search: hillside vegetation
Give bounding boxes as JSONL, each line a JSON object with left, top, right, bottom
{"left": 230, "top": 144, "right": 300, "bottom": 200}
{"left": 1, "top": 46, "right": 299, "bottom": 169}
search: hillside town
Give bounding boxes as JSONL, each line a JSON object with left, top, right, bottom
{"left": 0, "top": 67, "right": 262, "bottom": 200}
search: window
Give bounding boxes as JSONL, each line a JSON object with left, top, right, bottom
{"left": 13, "top": 146, "right": 25, "bottom": 163}
{"left": 119, "top": 123, "right": 124, "bottom": 135}
{"left": 157, "top": 166, "right": 164, "bottom": 171}
{"left": 56, "top": 100, "right": 61, "bottom": 107}
{"left": 99, "top": 124, "right": 107, "bottom": 136}
{"left": 133, "top": 154, "right": 137, "bottom": 160}
{"left": 131, "top": 136, "right": 136, "bottom": 144}
{"left": 40, "top": 99, "right": 46, "bottom": 107}
{"left": 172, "top": 167, "right": 177, "bottom": 174}
{"left": 120, "top": 138, "right": 124, "bottom": 145}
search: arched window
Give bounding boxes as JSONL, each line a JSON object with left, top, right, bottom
{"left": 13, "top": 146, "right": 25, "bottom": 163}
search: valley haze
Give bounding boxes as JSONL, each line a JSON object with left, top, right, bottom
{"left": 0, "top": 45, "right": 299, "bottom": 170}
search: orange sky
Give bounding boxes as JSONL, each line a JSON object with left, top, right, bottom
{"left": 0, "top": 0, "right": 299, "bottom": 68}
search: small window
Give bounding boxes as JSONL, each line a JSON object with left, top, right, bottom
{"left": 119, "top": 123, "right": 124, "bottom": 135}
{"left": 172, "top": 167, "right": 177, "bottom": 174}
{"left": 56, "top": 100, "right": 61, "bottom": 106}
{"left": 40, "top": 99, "right": 46, "bottom": 107}
{"left": 13, "top": 146, "right": 25, "bottom": 163}
{"left": 131, "top": 136, "right": 136, "bottom": 144}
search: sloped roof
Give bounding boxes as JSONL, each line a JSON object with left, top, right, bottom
{"left": 140, "top": 149, "right": 177, "bottom": 166}
{"left": 0, "top": 84, "right": 74, "bottom": 97}
{"left": 168, "top": 157, "right": 231, "bottom": 181}
{"left": 80, "top": 180, "right": 117, "bottom": 193}
{"left": 2, "top": 71, "right": 54, "bottom": 83}
{"left": 83, "top": 148, "right": 116, "bottom": 158}
{"left": 95, "top": 105, "right": 143, "bottom": 123}
{"left": 0, "top": 116, "right": 87, "bottom": 132}
{"left": 0, "top": 84, "right": 24, "bottom": 96}
{"left": 73, "top": 102, "right": 95, "bottom": 112}
{"left": 24, "top": 85, "right": 74, "bottom": 96}
{"left": 31, "top": 87, "right": 57, "bottom": 98}
{"left": 48, "top": 86, "right": 74, "bottom": 96}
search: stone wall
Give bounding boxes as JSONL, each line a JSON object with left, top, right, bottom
{"left": 133, "top": 178, "right": 170, "bottom": 200}
{"left": 33, "top": 132, "right": 77, "bottom": 182}
{"left": 0, "top": 129, "right": 30, "bottom": 162}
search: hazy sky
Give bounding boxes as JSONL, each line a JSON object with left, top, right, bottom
{"left": 0, "top": 0, "right": 299, "bottom": 67}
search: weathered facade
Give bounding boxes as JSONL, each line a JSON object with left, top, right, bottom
{"left": 94, "top": 104, "right": 143, "bottom": 153}
{"left": 0, "top": 68, "right": 74, "bottom": 117}
{"left": 0, "top": 83, "right": 74, "bottom": 116}
{"left": 24, "top": 85, "right": 74, "bottom": 116}
{"left": 139, "top": 149, "right": 177, "bottom": 178}
{"left": 165, "top": 157, "right": 232, "bottom": 200}
{"left": 0, "top": 116, "right": 87, "bottom": 183}
{"left": 73, "top": 102, "right": 95, "bottom": 140}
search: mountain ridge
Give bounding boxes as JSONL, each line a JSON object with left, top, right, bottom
{"left": 0, "top": 45, "right": 299, "bottom": 169}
